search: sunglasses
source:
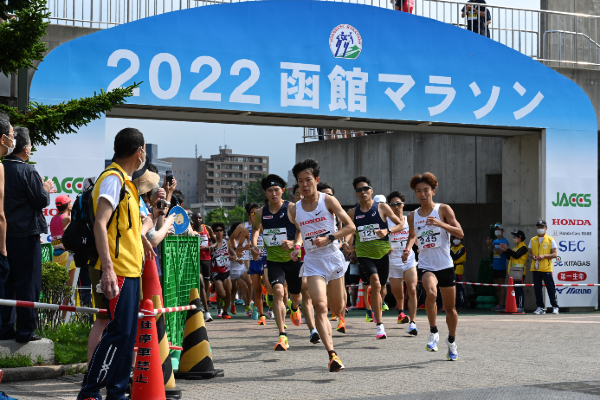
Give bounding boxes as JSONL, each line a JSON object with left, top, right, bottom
{"left": 355, "top": 186, "right": 372, "bottom": 193}
{"left": 250, "top": 212, "right": 255, "bottom": 216}
{"left": 214, "top": 229, "right": 224, "bottom": 233}
{"left": 389, "top": 201, "right": 403, "bottom": 207}
{"left": 324, "top": 193, "right": 334, "bottom": 196}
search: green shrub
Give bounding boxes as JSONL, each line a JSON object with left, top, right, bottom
{"left": 38, "top": 262, "right": 73, "bottom": 332}
{"left": 0, "top": 353, "right": 34, "bottom": 368}
{"left": 40, "top": 322, "right": 90, "bottom": 365}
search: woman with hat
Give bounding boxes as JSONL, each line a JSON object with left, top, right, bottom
{"left": 500, "top": 230, "right": 528, "bottom": 312}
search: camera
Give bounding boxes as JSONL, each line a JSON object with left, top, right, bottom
{"left": 156, "top": 199, "right": 170, "bottom": 209}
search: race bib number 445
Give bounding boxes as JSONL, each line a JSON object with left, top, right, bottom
{"left": 357, "top": 224, "right": 380, "bottom": 242}
{"left": 418, "top": 228, "right": 440, "bottom": 249}
{"left": 264, "top": 228, "right": 287, "bottom": 247}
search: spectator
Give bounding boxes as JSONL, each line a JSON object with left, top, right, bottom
{"left": 528, "top": 220, "right": 559, "bottom": 315}
{"left": 450, "top": 236, "right": 467, "bottom": 311}
{"left": 392, "top": 0, "right": 414, "bottom": 13}
{"left": 486, "top": 223, "right": 508, "bottom": 311}
{"left": 1, "top": 126, "right": 54, "bottom": 343}
{"left": 461, "top": 0, "right": 491, "bottom": 38}
{"left": 499, "top": 230, "right": 527, "bottom": 313}
{"left": 79, "top": 127, "right": 146, "bottom": 400}
{"left": 0, "top": 114, "right": 14, "bottom": 334}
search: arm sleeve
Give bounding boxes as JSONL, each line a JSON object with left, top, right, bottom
{"left": 450, "top": 247, "right": 465, "bottom": 261}
{"left": 25, "top": 167, "right": 50, "bottom": 209}
{"left": 505, "top": 246, "right": 528, "bottom": 259}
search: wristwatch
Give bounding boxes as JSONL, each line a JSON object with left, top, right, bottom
{"left": 328, "top": 234, "right": 336, "bottom": 242}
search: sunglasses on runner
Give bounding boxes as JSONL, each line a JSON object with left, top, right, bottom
{"left": 250, "top": 212, "right": 255, "bottom": 216}
{"left": 389, "top": 201, "right": 403, "bottom": 207}
{"left": 214, "top": 229, "right": 224, "bottom": 232}
{"left": 355, "top": 186, "right": 372, "bottom": 193}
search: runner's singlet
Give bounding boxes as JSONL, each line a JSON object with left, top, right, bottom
{"left": 413, "top": 203, "right": 453, "bottom": 271}
{"left": 249, "top": 225, "right": 267, "bottom": 259}
{"left": 295, "top": 193, "right": 338, "bottom": 257}
{"left": 388, "top": 217, "right": 415, "bottom": 267}
{"left": 353, "top": 202, "right": 390, "bottom": 259}
{"left": 211, "top": 239, "right": 230, "bottom": 273}
{"left": 198, "top": 224, "right": 211, "bottom": 261}
{"left": 262, "top": 201, "right": 297, "bottom": 262}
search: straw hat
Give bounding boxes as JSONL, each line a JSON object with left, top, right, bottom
{"left": 134, "top": 170, "right": 160, "bottom": 195}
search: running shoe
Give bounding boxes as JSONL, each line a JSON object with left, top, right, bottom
{"left": 516, "top": 307, "right": 525, "bottom": 313}
{"left": 397, "top": 312, "right": 409, "bottom": 324}
{"left": 235, "top": 299, "right": 244, "bottom": 305}
{"left": 274, "top": 335, "right": 289, "bottom": 351}
{"left": 266, "top": 295, "right": 274, "bottom": 308}
{"left": 365, "top": 309, "right": 373, "bottom": 323}
{"left": 258, "top": 316, "right": 266, "bottom": 325}
{"left": 204, "top": 311, "right": 214, "bottom": 322}
{"left": 406, "top": 321, "right": 418, "bottom": 336}
{"left": 267, "top": 310, "right": 275, "bottom": 319}
{"left": 310, "top": 329, "right": 321, "bottom": 344}
{"left": 217, "top": 308, "right": 223, "bottom": 317}
{"left": 245, "top": 306, "right": 252, "bottom": 316}
{"left": 552, "top": 307, "right": 559, "bottom": 315}
{"left": 533, "top": 307, "right": 546, "bottom": 315}
{"left": 426, "top": 332, "right": 439, "bottom": 352}
{"left": 336, "top": 317, "right": 346, "bottom": 334}
{"left": 252, "top": 307, "right": 260, "bottom": 320}
{"left": 491, "top": 305, "right": 505, "bottom": 312}
{"left": 290, "top": 307, "right": 302, "bottom": 326}
{"left": 445, "top": 335, "right": 458, "bottom": 361}
{"left": 330, "top": 314, "right": 338, "bottom": 321}
{"left": 0, "top": 391, "right": 18, "bottom": 400}
{"left": 286, "top": 298, "right": 292, "bottom": 315}
{"left": 376, "top": 324, "right": 386, "bottom": 339}
{"left": 382, "top": 302, "right": 389, "bottom": 312}
{"left": 328, "top": 354, "right": 345, "bottom": 372}
{"left": 221, "top": 313, "right": 232, "bottom": 320}
{"left": 230, "top": 305, "right": 237, "bottom": 315}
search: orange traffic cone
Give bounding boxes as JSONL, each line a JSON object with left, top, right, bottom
{"left": 142, "top": 257, "right": 163, "bottom": 306}
{"left": 131, "top": 299, "right": 166, "bottom": 400}
{"left": 151, "top": 295, "right": 182, "bottom": 400}
{"left": 501, "top": 277, "right": 525, "bottom": 314}
{"left": 356, "top": 281, "right": 366, "bottom": 309}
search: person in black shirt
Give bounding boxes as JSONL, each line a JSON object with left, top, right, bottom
{"left": 461, "top": 0, "right": 492, "bottom": 38}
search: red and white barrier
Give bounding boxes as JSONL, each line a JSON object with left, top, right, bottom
{"left": 346, "top": 282, "right": 599, "bottom": 288}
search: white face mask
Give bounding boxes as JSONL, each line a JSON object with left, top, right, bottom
{"left": 537, "top": 228, "right": 546, "bottom": 235}
{"left": 452, "top": 239, "right": 461, "bottom": 246}
{"left": 2, "top": 135, "right": 15, "bottom": 156}
{"left": 494, "top": 230, "right": 502, "bottom": 237}
{"left": 136, "top": 148, "right": 146, "bottom": 172}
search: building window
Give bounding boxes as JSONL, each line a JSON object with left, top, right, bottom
{"left": 216, "top": 165, "right": 220, "bottom": 169}
{"left": 263, "top": 159, "right": 267, "bottom": 163}
{"left": 206, "top": 179, "right": 213, "bottom": 184}
{"left": 207, "top": 172, "right": 213, "bottom": 177}
{"left": 216, "top": 189, "right": 220, "bottom": 194}
{"left": 216, "top": 181, "right": 220, "bottom": 185}
{"left": 263, "top": 167, "right": 267, "bottom": 172}
{"left": 207, "top": 196, "right": 213, "bottom": 201}
{"left": 244, "top": 182, "right": 248, "bottom": 187}
{"left": 237, "top": 157, "right": 244, "bottom": 162}
{"left": 216, "top": 173, "right": 220, "bottom": 177}
{"left": 244, "top": 174, "right": 248, "bottom": 179}
{"left": 244, "top": 165, "right": 248, "bottom": 171}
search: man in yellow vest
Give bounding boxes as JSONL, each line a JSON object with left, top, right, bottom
{"left": 527, "top": 220, "right": 559, "bottom": 315}
{"left": 79, "top": 128, "right": 146, "bottom": 400}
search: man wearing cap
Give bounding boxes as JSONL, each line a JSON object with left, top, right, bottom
{"left": 486, "top": 223, "right": 509, "bottom": 311}
{"left": 528, "top": 220, "right": 559, "bottom": 315}
{"left": 500, "top": 230, "right": 528, "bottom": 313}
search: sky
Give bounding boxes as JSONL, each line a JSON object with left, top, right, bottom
{"left": 104, "top": 0, "right": 541, "bottom": 179}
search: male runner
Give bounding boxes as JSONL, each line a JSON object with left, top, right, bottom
{"left": 250, "top": 175, "right": 302, "bottom": 351}
{"left": 403, "top": 172, "right": 463, "bottom": 361}
{"left": 227, "top": 223, "right": 252, "bottom": 315}
{"left": 289, "top": 159, "right": 355, "bottom": 372}
{"left": 191, "top": 212, "right": 216, "bottom": 321}
{"left": 210, "top": 222, "right": 235, "bottom": 319}
{"left": 346, "top": 177, "right": 404, "bottom": 339}
{"left": 386, "top": 191, "right": 418, "bottom": 335}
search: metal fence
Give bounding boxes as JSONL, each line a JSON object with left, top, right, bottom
{"left": 45, "top": 0, "right": 600, "bottom": 69}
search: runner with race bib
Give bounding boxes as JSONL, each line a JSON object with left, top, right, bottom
{"left": 404, "top": 172, "right": 463, "bottom": 361}
{"left": 346, "top": 176, "right": 404, "bottom": 340}
{"left": 192, "top": 212, "right": 216, "bottom": 322}
{"left": 289, "top": 159, "right": 355, "bottom": 372}
{"left": 249, "top": 175, "right": 302, "bottom": 351}
{"left": 210, "top": 222, "right": 235, "bottom": 320}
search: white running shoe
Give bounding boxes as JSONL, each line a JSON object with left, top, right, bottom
{"left": 376, "top": 324, "right": 387, "bottom": 339}
{"left": 217, "top": 308, "right": 223, "bottom": 317}
{"left": 204, "top": 311, "right": 213, "bottom": 322}
{"left": 267, "top": 310, "right": 275, "bottom": 319}
{"left": 445, "top": 335, "right": 457, "bottom": 361}
{"left": 405, "top": 322, "right": 418, "bottom": 336}
{"left": 552, "top": 307, "right": 559, "bottom": 315}
{"left": 426, "top": 332, "right": 439, "bottom": 352}
{"left": 533, "top": 307, "right": 546, "bottom": 315}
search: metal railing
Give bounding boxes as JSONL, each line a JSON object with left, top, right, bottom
{"left": 45, "top": 0, "right": 600, "bottom": 69}
{"left": 303, "top": 127, "right": 393, "bottom": 142}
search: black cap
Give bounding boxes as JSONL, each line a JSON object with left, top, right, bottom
{"left": 511, "top": 230, "right": 526, "bottom": 241}
{"left": 261, "top": 174, "right": 286, "bottom": 191}
{"left": 536, "top": 220, "right": 547, "bottom": 227}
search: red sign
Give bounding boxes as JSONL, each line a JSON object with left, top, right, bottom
{"left": 557, "top": 271, "right": 587, "bottom": 281}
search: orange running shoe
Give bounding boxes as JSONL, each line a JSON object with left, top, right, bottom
{"left": 230, "top": 304, "right": 236, "bottom": 314}
{"left": 336, "top": 317, "right": 346, "bottom": 333}
{"left": 330, "top": 314, "right": 338, "bottom": 321}
{"left": 290, "top": 307, "right": 302, "bottom": 326}
{"left": 262, "top": 284, "right": 268, "bottom": 296}
{"left": 328, "top": 354, "right": 345, "bottom": 372}
{"left": 221, "top": 313, "right": 232, "bottom": 320}
{"left": 274, "top": 335, "right": 288, "bottom": 351}
{"left": 258, "top": 316, "right": 266, "bottom": 325}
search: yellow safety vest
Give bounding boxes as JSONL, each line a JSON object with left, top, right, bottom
{"left": 451, "top": 244, "right": 466, "bottom": 276}
{"left": 92, "top": 162, "right": 143, "bottom": 278}
{"left": 529, "top": 234, "right": 555, "bottom": 273}
{"left": 508, "top": 242, "right": 528, "bottom": 277}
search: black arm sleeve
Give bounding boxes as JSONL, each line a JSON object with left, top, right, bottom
{"left": 505, "top": 247, "right": 527, "bottom": 259}
{"left": 450, "top": 247, "right": 465, "bottom": 261}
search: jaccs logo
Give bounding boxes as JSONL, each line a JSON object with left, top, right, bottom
{"left": 44, "top": 176, "right": 84, "bottom": 194}
{"left": 552, "top": 192, "right": 592, "bottom": 207}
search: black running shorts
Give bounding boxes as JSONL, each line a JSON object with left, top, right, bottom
{"left": 358, "top": 254, "right": 390, "bottom": 287}
{"left": 267, "top": 259, "right": 302, "bottom": 295}
{"left": 418, "top": 267, "right": 456, "bottom": 288}
{"left": 200, "top": 260, "right": 211, "bottom": 280}
{"left": 211, "top": 271, "right": 230, "bottom": 282}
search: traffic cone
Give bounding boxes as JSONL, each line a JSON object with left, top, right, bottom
{"left": 501, "top": 277, "right": 525, "bottom": 314}
{"left": 152, "top": 295, "right": 182, "bottom": 400}
{"left": 131, "top": 299, "right": 166, "bottom": 400}
{"left": 142, "top": 257, "right": 164, "bottom": 307}
{"left": 174, "top": 288, "right": 224, "bottom": 380}
{"left": 356, "top": 281, "right": 366, "bottom": 309}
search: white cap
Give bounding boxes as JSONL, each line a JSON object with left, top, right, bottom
{"left": 373, "top": 194, "right": 386, "bottom": 203}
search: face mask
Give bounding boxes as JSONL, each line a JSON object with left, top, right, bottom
{"left": 2, "top": 135, "right": 15, "bottom": 156}
{"left": 136, "top": 148, "right": 146, "bottom": 172}
{"left": 494, "top": 230, "right": 502, "bottom": 237}
{"left": 513, "top": 238, "right": 520, "bottom": 244}
{"left": 537, "top": 228, "right": 546, "bottom": 235}
{"left": 452, "top": 239, "right": 461, "bottom": 246}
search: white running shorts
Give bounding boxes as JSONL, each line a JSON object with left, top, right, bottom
{"left": 389, "top": 256, "right": 416, "bottom": 279}
{"left": 303, "top": 251, "right": 348, "bottom": 284}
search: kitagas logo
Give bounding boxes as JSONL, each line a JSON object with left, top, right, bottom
{"left": 44, "top": 176, "right": 84, "bottom": 194}
{"left": 552, "top": 192, "right": 592, "bottom": 207}
{"left": 329, "top": 25, "right": 362, "bottom": 59}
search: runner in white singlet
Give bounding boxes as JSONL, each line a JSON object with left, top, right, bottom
{"left": 227, "top": 222, "right": 253, "bottom": 316}
{"left": 404, "top": 172, "right": 463, "bottom": 361}
{"left": 289, "top": 159, "right": 356, "bottom": 373}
